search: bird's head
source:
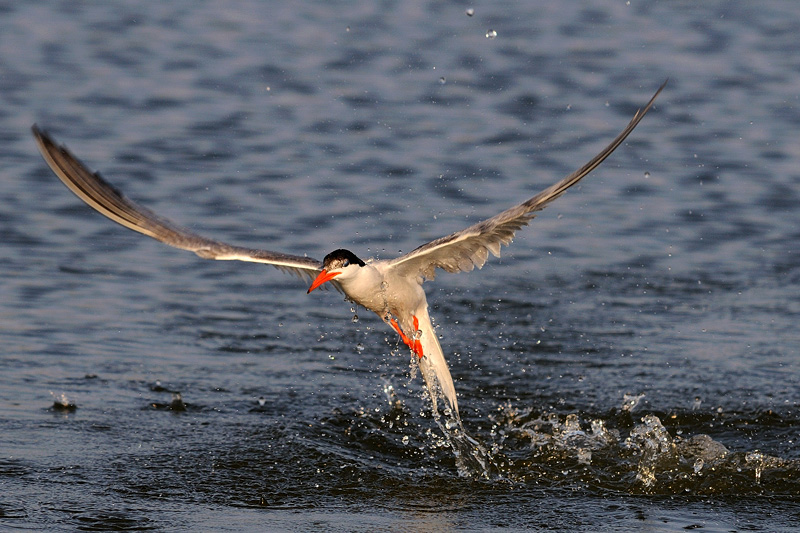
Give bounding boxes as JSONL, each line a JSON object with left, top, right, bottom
{"left": 307, "top": 249, "right": 365, "bottom": 293}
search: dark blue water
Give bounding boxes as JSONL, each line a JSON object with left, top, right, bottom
{"left": 3, "top": 1, "right": 800, "bottom": 530}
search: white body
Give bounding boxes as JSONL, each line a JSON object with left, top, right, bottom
{"left": 334, "top": 260, "right": 456, "bottom": 414}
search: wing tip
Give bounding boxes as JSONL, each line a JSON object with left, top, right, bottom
{"left": 31, "top": 123, "right": 52, "bottom": 152}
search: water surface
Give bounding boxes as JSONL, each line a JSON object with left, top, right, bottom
{"left": 2, "top": 1, "right": 799, "bottom": 530}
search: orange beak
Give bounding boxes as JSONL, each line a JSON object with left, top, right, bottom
{"left": 307, "top": 269, "right": 341, "bottom": 294}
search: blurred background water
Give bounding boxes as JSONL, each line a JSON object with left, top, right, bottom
{"left": 2, "top": 1, "right": 800, "bottom": 530}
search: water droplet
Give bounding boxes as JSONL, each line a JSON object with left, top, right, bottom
{"left": 644, "top": 171, "right": 651, "bottom": 178}
{"left": 258, "top": 396, "right": 266, "bottom": 406}
{"left": 169, "top": 392, "right": 186, "bottom": 411}
{"left": 356, "top": 343, "right": 365, "bottom": 353}
{"left": 402, "top": 435, "right": 410, "bottom": 445}
{"left": 485, "top": 29, "right": 497, "bottom": 39}
{"left": 577, "top": 448, "right": 592, "bottom": 465}
{"left": 466, "top": 7, "right": 474, "bottom": 16}
{"left": 439, "top": 76, "right": 446, "bottom": 84}
{"left": 351, "top": 313, "right": 359, "bottom": 323}
{"left": 50, "top": 391, "right": 77, "bottom": 411}
{"left": 622, "top": 393, "right": 645, "bottom": 412}
{"left": 692, "top": 396, "right": 702, "bottom": 410}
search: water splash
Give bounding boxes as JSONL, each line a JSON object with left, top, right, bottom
{"left": 336, "top": 318, "right": 794, "bottom": 487}
{"left": 692, "top": 396, "right": 702, "bottom": 410}
{"left": 408, "top": 355, "right": 499, "bottom": 478}
{"left": 169, "top": 392, "right": 187, "bottom": 412}
{"left": 621, "top": 393, "right": 645, "bottom": 412}
{"left": 744, "top": 450, "right": 785, "bottom": 484}
{"left": 431, "top": 406, "right": 498, "bottom": 479}
{"left": 327, "top": 382, "right": 800, "bottom": 495}
{"left": 49, "top": 391, "right": 77, "bottom": 412}
{"left": 485, "top": 402, "right": 800, "bottom": 494}
{"left": 625, "top": 414, "right": 677, "bottom": 487}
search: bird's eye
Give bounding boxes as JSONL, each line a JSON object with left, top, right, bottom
{"left": 343, "top": 260, "right": 350, "bottom": 267}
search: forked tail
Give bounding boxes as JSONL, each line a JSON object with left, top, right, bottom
{"left": 414, "top": 308, "right": 459, "bottom": 416}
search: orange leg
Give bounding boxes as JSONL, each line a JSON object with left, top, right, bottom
{"left": 389, "top": 318, "right": 413, "bottom": 348}
{"left": 411, "top": 316, "right": 423, "bottom": 358}
{"left": 390, "top": 316, "right": 424, "bottom": 359}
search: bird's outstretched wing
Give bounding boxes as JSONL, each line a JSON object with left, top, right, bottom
{"left": 32, "top": 125, "right": 323, "bottom": 283}
{"left": 387, "top": 81, "right": 666, "bottom": 282}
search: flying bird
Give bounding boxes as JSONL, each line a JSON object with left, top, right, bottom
{"left": 32, "top": 82, "right": 664, "bottom": 417}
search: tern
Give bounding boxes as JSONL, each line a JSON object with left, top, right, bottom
{"left": 32, "top": 82, "right": 663, "bottom": 417}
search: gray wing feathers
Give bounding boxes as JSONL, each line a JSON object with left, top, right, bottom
{"left": 388, "top": 81, "right": 666, "bottom": 282}
{"left": 32, "top": 126, "right": 322, "bottom": 282}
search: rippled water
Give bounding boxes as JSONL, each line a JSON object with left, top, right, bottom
{"left": 3, "top": 1, "right": 800, "bottom": 530}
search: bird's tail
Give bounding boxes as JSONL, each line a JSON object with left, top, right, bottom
{"left": 415, "top": 309, "right": 459, "bottom": 416}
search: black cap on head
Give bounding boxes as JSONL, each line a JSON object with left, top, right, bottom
{"left": 322, "top": 249, "right": 365, "bottom": 269}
